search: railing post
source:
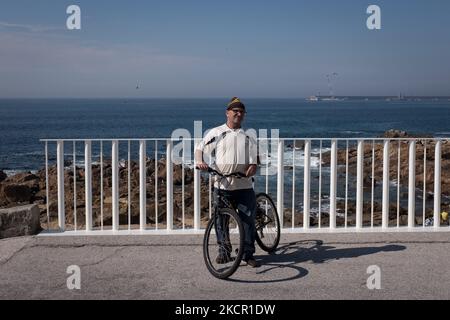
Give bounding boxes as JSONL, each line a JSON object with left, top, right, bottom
{"left": 303, "top": 140, "right": 311, "bottom": 230}
{"left": 57, "top": 140, "right": 65, "bottom": 231}
{"left": 382, "top": 140, "right": 390, "bottom": 228}
{"left": 434, "top": 140, "right": 441, "bottom": 228}
{"left": 139, "top": 140, "right": 147, "bottom": 231}
{"left": 45, "top": 141, "right": 50, "bottom": 231}
{"left": 329, "top": 139, "right": 337, "bottom": 229}
{"left": 356, "top": 140, "right": 364, "bottom": 229}
{"left": 194, "top": 139, "right": 201, "bottom": 230}
{"left": 408, "top": 141, "right": 416, "bottom": 228}
{"left": 100, "top": 141, "right": 104, "bottom": 230}
{"left": 194, "top": 169, "right": 201, "bottom": 230}
{"left": 73, "top": 141, "right": 77, "bottom": 231}
{"left": 277, "top": 139, "right": 284, "bottom": 228}
{"left": 85, "top": 140, "right": 92, "bottom": 231}
{"left": 112, "top": 140, "right": 119, "bottom": 231}
{"left": 154, "top": 141, "right": 159, "bottom": 229}
{"left": 166, "top": 140, "right": 173, "bottom": 230}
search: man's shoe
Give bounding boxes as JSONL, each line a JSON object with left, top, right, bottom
{"left": 215, "top": 254, "right": 233, "bottom": 264}
{"left": 244, "top": 258, "right": 261, "bottom": 268}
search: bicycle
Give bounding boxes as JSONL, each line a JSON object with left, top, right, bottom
{"left": 198, "top": 166, "right": 281, "bottom": 279}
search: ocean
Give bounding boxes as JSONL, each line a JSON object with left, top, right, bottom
{"left": 1, "top": 98, "right": 450, "bottom": 174}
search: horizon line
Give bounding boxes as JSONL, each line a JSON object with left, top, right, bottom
{"left": 1, "top": 95, "right": 450, "bottom": 100}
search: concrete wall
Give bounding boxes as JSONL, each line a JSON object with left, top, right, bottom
{"left": 0, "top": 204, "right": 41, "bottom": 239}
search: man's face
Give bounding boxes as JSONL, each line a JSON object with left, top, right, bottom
{"left": 226, "top": 108, "right": 246, "bottom": 126}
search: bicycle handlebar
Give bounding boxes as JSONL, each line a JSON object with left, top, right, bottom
{"left": 195, "top": 166, "right": 247, "bottom": 178}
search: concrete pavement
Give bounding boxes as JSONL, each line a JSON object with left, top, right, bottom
{"left": 1, "top": 232, "right": 450, "bottom": 299}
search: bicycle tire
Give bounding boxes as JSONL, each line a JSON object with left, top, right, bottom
{"left": 203, "top": 208, "right": 245, "bottom": 279}
{"left": 255, "top": 193, "right": 281, "bottom": 253}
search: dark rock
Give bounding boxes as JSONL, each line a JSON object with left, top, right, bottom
{"left": 382, "top": 129, "right": 409, "bottom": 138}
{"left": 4, "top": 172, "right": 40, "bottom": 195}
{"left": 173, "top": 164, "right": 193, "bottom": 185}
{"left": 4, "top": 172, "right": 38, "bottom": 184}
{"left": 0, "top": 170, "right": 6, "bottom": 182}
{"left": 2, "top": 184, "right": 32, "bottom": 203}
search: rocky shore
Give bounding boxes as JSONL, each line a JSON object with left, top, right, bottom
{"left": 321, "top": 129, "right": 450, "bottom": 198}
{"left": 0, "top": 158, "right": 213, "bottom": 230}
{"left": 1, "top": 130, "right": 449, "bottom": 232}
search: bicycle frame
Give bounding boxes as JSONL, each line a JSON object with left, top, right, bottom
{"left": 204, "top": 167, "right": 248, "bottom": 215}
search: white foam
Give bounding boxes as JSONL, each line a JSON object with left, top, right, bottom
{"left": 302, "top": 203, "right": 332, "bottom": 217}
{"left": 3, "top": 169, "right": 38, "bottom": 177}
{"left": 341, "top": 131, "right": 365, "bottom": 135}
{"left": 312, "top": 147, "right": 331, "bottom": 154}
{"left": 18, "top": 151, "right": 44, "bottom": 156}
{"left": 261, "top": 148, "right": 324, "bottom": 168}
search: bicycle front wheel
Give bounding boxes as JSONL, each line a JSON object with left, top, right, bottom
{"left": 203, "top": 208, "right": 245, "bottom": 279}
{"left": 255, "top": 193, "right": 281, "bottom": 253}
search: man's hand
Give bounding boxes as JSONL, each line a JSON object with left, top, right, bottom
{"left": 196, "top": 162, "right": 209, "bottom": 171}
{"left": 246, "top": 164, "right": 257, "bottom": 177}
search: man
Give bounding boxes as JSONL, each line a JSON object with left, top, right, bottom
{"left": 195, "top": 97, "right": 260, "bottom": 268}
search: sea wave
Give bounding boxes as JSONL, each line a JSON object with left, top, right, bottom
{"left": 4, "top": 169, "right": 38, "bottom": 177}
{"left": 340, "top": 131, "right": 366, "bottom": 135}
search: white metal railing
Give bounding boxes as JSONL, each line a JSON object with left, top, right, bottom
{"left": 39, "top": 137, "right": 449, "bottom": 235}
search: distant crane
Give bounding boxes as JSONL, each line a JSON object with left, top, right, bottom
{"left": 307, "top": 73, "right": 339, "bottom": 101}
{"left": 326, "top": 73, "right": 338, "bottom": 98}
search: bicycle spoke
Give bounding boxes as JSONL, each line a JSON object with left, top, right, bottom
{"left": 203, "top": 208, "right": 244, "bottom": 279}
{"left": 255, "top": 194, "right": 281, "bottom": 253}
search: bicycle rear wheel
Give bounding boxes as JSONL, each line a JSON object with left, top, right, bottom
{"left": 203, "top": 208, "right": 244, "bottom": 279}
{"left": 255, "top": 193, "right": 281, "bottom": 253}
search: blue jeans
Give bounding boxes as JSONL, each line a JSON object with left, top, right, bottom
{"left": 214, "top": 188, "right": 256, "bottom": 260}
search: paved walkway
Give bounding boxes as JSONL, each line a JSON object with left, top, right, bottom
{"left": 1, "top": 232, "right": 450, "bottom": 299}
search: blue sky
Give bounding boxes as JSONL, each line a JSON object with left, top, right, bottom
{"left": 0, "top": 0, "right": 449, "bottom": 98}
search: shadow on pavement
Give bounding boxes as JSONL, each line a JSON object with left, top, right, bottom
{"left": 271, "top": 240, "right": 406, "bottom": 264}
{"left": 228, "top": 240, "right": 406, "bottom": 283}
